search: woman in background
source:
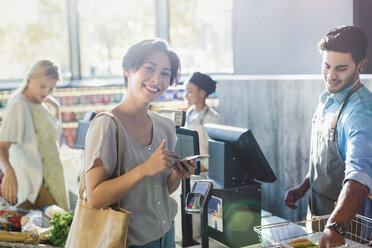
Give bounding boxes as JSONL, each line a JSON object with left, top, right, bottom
{"left": 0, "top": 59, "right": 69, "bottom": 210}
{"left": 185, "top": 72, "right": 222, "bottom": 171}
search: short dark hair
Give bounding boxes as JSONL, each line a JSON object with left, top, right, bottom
{"left": 122, "top": 39, "right": 180, "bottom": 87}
{"left": 318, "top": 26, "right": 368, "bottom": 65}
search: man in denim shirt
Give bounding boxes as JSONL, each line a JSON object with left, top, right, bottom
{"left": 284, "top": 26, "right": 372, "bottom": 247}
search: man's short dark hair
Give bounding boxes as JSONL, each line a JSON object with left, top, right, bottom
{"left": 122, "top": 39, "right": 180, "bottom": 87}
{"left": 318, "top": 26, "right": 368, "bottom": 65}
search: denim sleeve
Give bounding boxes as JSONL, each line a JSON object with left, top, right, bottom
{"left": 343, "top": 111, "right": 372, "bottom": 193}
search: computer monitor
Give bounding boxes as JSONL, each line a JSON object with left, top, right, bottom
{"left": 205, "top": 124, "right": 276, "bottom": 184}
{"left": 175, "top": 127, "right": 201, "bottom": 175}
{"left": 73, "top": 120, "right": 91, "bottom": 149}
{"left": 174, "top": 127, "right": 202, "bottom": 245}
{"left": 73, "top": 111, "right": 96, "bottom": 149}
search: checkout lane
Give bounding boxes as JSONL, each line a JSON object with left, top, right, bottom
{"left": 173, "top": 123, "right": 277, "bottom": 248}
{"left": 174, "top": 209, "right": 286, "bottom": 248}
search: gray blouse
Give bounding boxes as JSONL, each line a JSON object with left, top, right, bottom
{"left": 84, "top": 111, "right": 178, "bottom": 246}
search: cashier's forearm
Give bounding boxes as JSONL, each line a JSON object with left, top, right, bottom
{"left": 327, "top": 180, "right": 368, "bottom": 225}
{"left": 300, "top": 177, "right": 310, "bottom": 194}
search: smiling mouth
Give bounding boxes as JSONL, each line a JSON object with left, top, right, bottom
{"left": 328, "top": 80, "right": 340, "bottom": 87}
{"left": 144, "top": 84, "right": 160, "bottom": 93}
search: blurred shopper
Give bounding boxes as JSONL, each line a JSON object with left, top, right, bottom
{"left": 185, "top": 72, "right": 222, "bottom": 171}
{"left": 284, "top": 26, "right": 372, "bottom": 247}
{"left": 82, "top": 39, "right": 196, "bottom": 247}
{"left": 0, "top": 59, "right": 69, "bottom": 210}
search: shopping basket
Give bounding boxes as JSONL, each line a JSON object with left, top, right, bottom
{"left": 254, "top": 214, "right": 372, "bottom": 247}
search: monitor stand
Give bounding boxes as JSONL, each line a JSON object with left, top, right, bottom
{"left": 177, "top": 178, "right": 199, "bottom": 247}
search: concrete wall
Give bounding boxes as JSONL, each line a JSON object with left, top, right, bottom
{"left": 233, "top": 0, "right": 353, "bottom": 74}
{"left": 214, "top": 75, "right": 372, "bottom": 221}
{"left": 354, "top": 0, "right": 372, "bottom": 74}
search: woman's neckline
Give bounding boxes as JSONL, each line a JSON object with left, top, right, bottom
{"left": 112, "top": 110, "right": 155, "bottom": 148}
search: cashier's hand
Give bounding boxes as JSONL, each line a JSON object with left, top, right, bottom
{"left": 172, "top": 159, "right": 196, "bottom": 179}
{"left": 284, "top": 186, "right": 305, "bottom": 210}
{"left": 2, "top": 168, "right": 18, "bottom": 205}
{"left": 318, "top": 227, "right": 345, "bottom": 248}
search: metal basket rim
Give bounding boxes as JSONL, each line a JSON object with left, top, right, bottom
{"left": 254, "top": 214, "right": 372, "bottom": 231}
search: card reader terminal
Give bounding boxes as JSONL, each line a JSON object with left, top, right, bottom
{"left": 185, "top": 180, "right": 213, "bottom": 214}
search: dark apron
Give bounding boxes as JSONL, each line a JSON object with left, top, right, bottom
{"left": 308, "top": 82, "right": 362, "bottom": 216}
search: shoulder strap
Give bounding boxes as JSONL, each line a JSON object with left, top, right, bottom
{"left": 199, "top": 106, "right": 209, "bottom": 125}
{"left": 330, "top": 82, "right": 363, "bottom": 141}
{"left": 79, "top": 111, "right": 125, "bottom": 208}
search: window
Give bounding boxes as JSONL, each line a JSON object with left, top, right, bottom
{"left": 78, "top": 0, "right": 156, "bottom": 78}
{"left": 0, "top": 0, "right": 232, "bottom": 82}
{"left": 169, "top": 0, "right": 233, "bottom": 75}
{"left": 0, "top": 0, "right": 70, "bottom": 80}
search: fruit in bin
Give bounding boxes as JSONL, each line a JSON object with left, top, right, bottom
{"left": 0, "top": 209, "right": 24, "bottom": 231}
{"left": 287, "top": 238, "right": 318, "bottom": 248}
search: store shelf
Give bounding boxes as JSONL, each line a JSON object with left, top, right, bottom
{"left": 62, "top": 122, "right": 79, "bottom": 129}
{"left": 0, "top": 83, "right": 218, "bottom": 148}
{"left": 61, "top": 104, "right": 117, "bottom": 112}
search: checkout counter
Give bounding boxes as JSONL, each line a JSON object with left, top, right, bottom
{"left": 177, "top": 123, "right": 277, "bottom": 248}
{"left": 72, "top": 109, "right": 278, "bottom": 248}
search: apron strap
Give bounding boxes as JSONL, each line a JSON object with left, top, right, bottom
{"left": 199, "top": 106, "right": 209, "bottom": 125}
{"left": 330, "top": 81, "right": 363, "bottom": 141}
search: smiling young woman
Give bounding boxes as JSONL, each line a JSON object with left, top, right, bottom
{"left": 78, "top": 39, "right": 197, "bottom": 247}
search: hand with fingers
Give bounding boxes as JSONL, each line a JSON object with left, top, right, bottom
{"left": 284, "top": 186, "right": 305, "bottom": 210}
{"left": 173, "top": 159, "right": 197, "bottom": 179}
{"left": 319, "top": 228, "right": 345, "bottom": 248}
{"left": 284, "top": 179, "right": 310, "bottom": 210}
{"left": 1, "top": 168, "right": 18, "bottom": 205}
{"left": 141, "top": 139, "right": 179, "bottom": 177}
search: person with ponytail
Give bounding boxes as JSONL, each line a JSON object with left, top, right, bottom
{"left": 0, "top": 59, "right": 69, "bottom": 210}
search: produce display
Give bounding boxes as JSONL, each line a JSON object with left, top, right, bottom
{"left": 46, "top": 211, "right": 74, "bottom": 247}
{"left": 0, "top": 209, "right": 27, "bottom": 231}
{"left": 0, "top": 204, "right": 73, "bottom": 247}
{"left": 287, "top": 238, "right": 318, "bottom": 248}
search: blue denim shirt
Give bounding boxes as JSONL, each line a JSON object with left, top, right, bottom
{"left": 318, "top": 79, "right": 372, "bottom": 218}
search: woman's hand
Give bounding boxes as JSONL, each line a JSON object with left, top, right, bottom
{"left": 167, "top": 158, "right": 197, "bottom": 194}
{"left": 2, "top": 168, "right": 18, "bottom": 205}
{"left": 172, "top": 159, "right": 197, "bottom": 179}
{"left": 141, "top": 140, "right": 179, "bottom": 177}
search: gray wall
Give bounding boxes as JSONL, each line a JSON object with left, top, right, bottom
{"left": 354, "top": 0, "right": 372, "bottom": 74}
{"left": 214, "top": 75, "right": 372, "bottom": 221}
{"left": 233, "top": 0, "right": 353, "bottom": 74}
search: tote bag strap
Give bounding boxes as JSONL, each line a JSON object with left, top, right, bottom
{"left": 78, "top": 111, "right": 124, "bottom": 208}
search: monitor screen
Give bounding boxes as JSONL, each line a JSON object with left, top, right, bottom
{"left": 73, "top": 111, "right": 96, "bottom": 150}
{"left": 73, "top": 120, "right": 90, "bottom": 149}
{"left": 205, "top": 124, "right": 276, "bottom": 183}
{"left": 175, "top": 127, "right": 201, "bottom": 175}
{"left": 193, "top": 181, "right": 210, "bottom": 195}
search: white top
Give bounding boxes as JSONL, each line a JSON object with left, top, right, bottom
{"left": 0, "top": 95, "right": 43, "bottom": 204}
{"left": 185, "top": 105, "right": 222, "bottom": 170}
{"left": 84, "top": 110, "right": 178, "bottom": 246}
